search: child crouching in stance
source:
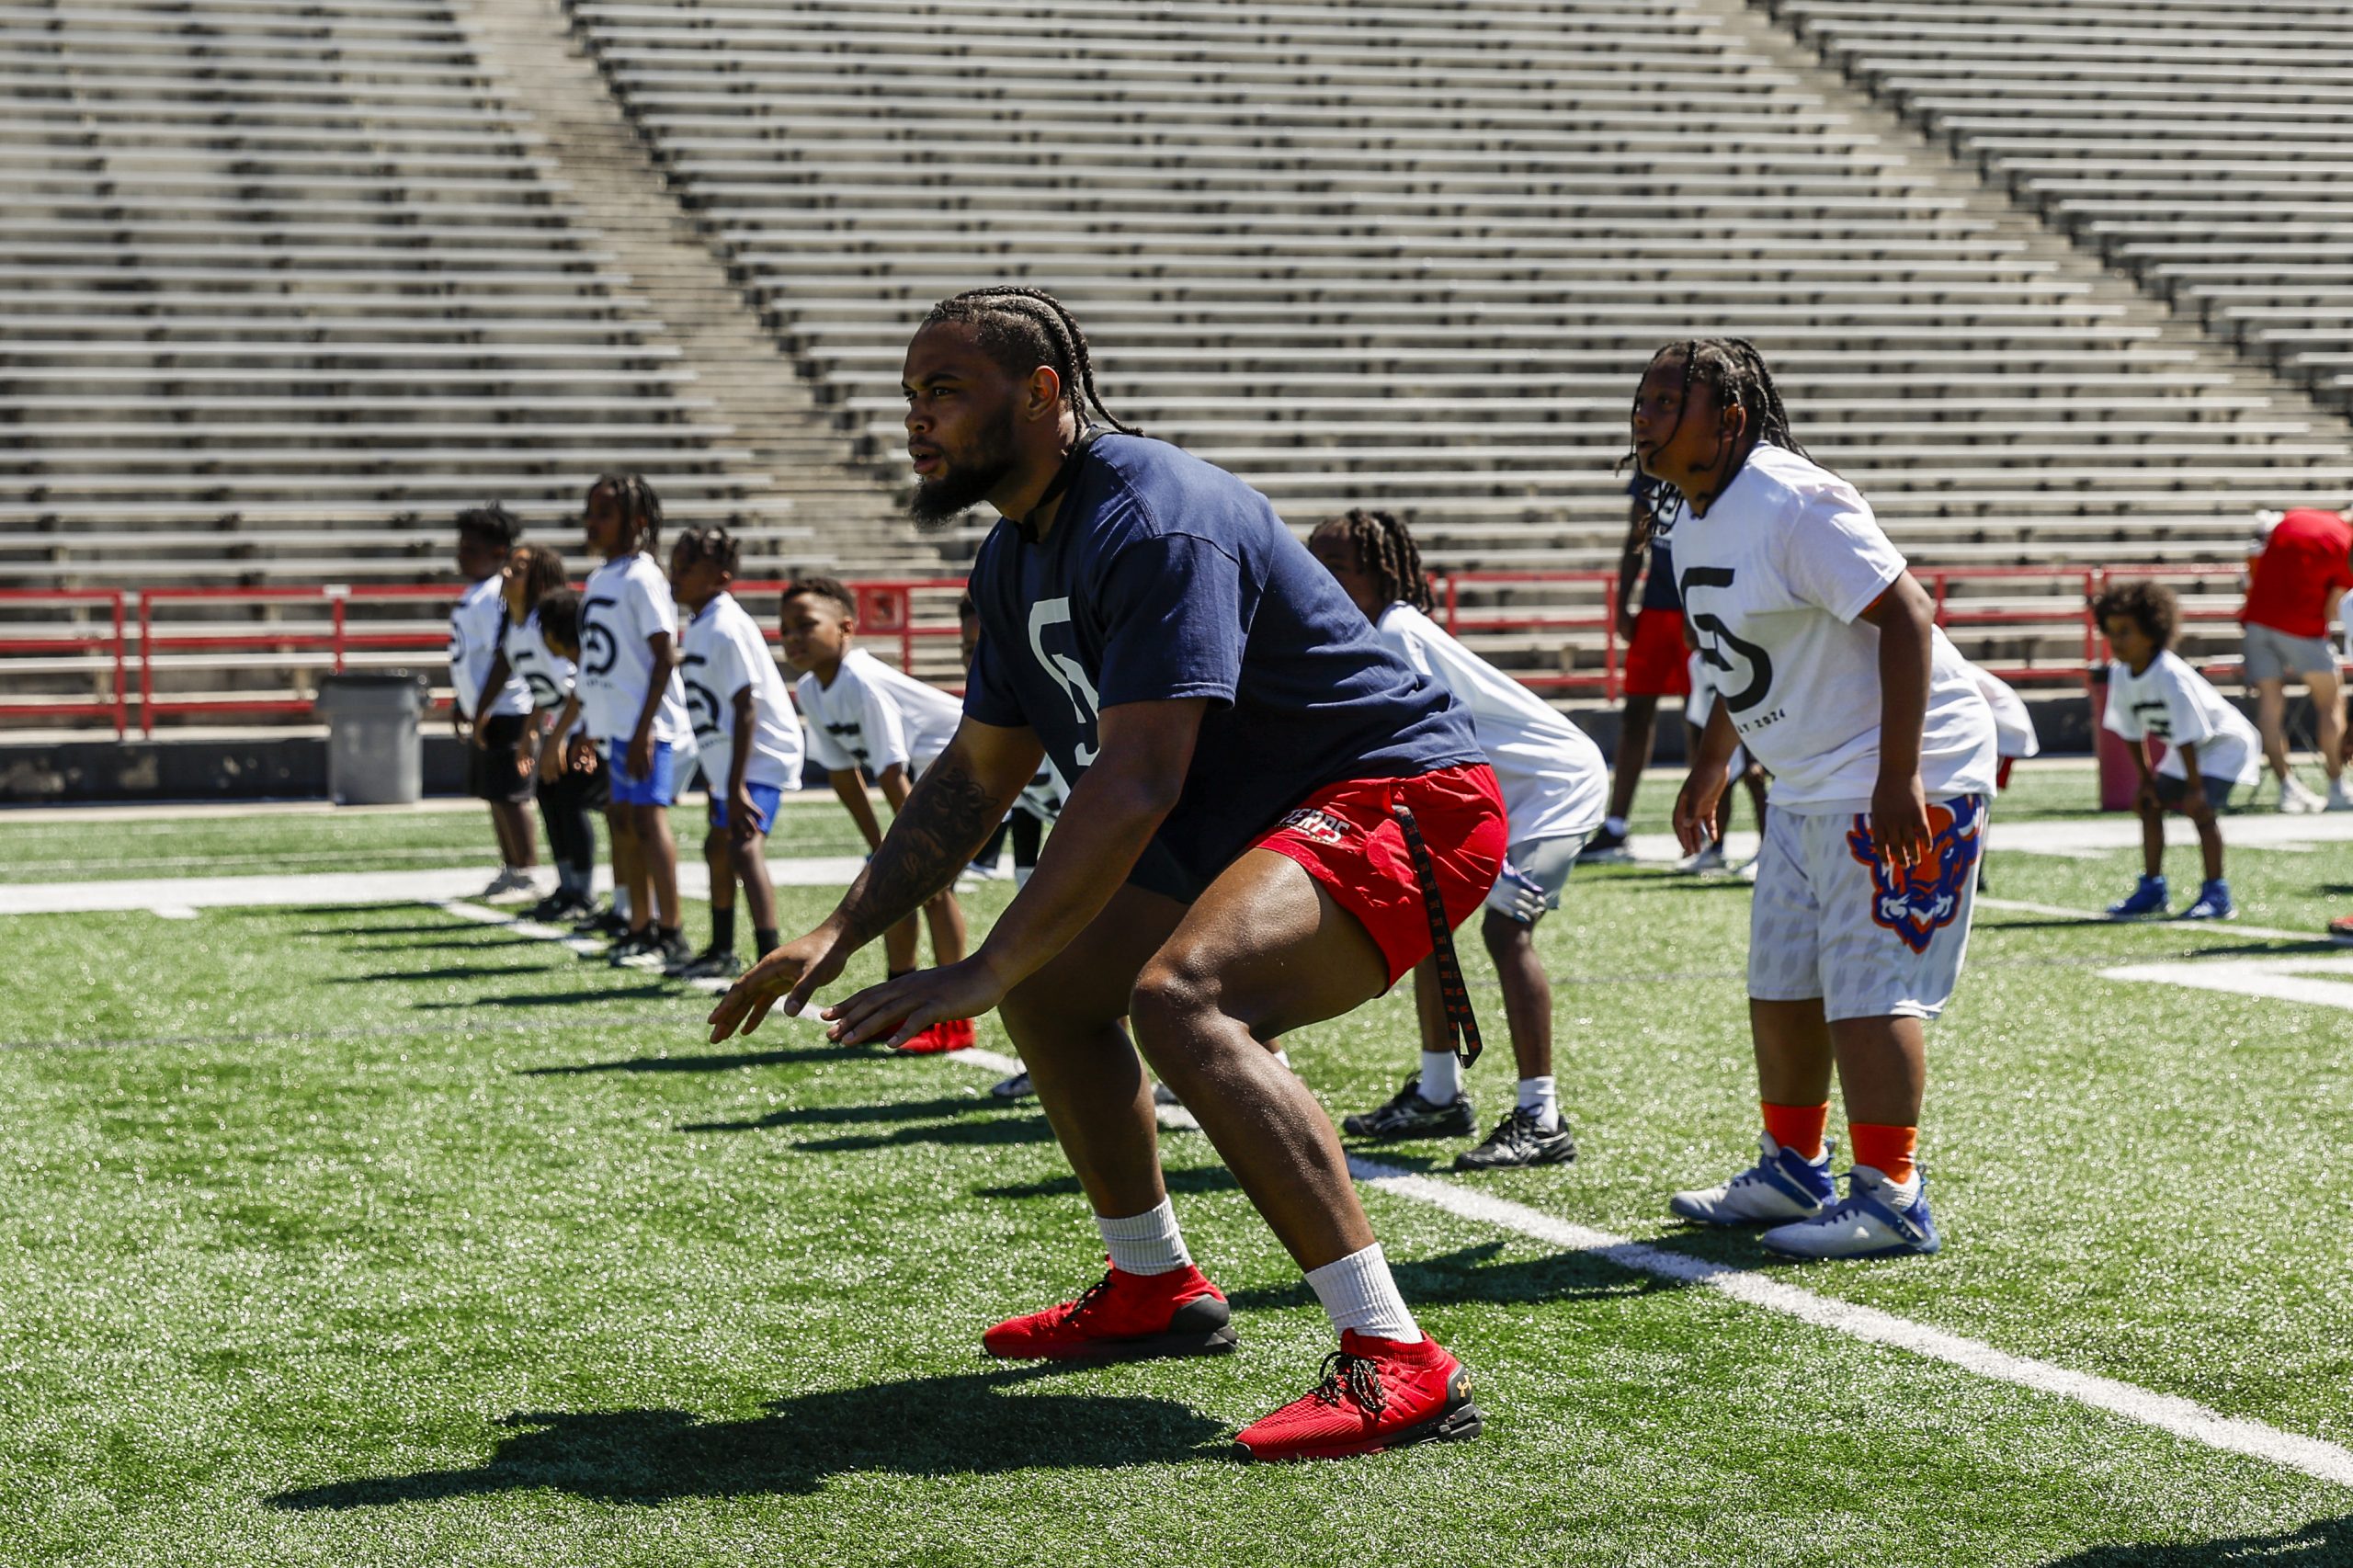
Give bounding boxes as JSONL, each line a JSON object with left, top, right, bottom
{"left": 2097, "top": 581, "right": 2261, "bottom": 922}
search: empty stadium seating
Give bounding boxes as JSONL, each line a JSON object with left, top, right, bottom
{"left": 551, "top": 0, "right": 2352, "bottom": 693}
{"left": 1776, "top": 0, "right": 2353, "bottom": 417}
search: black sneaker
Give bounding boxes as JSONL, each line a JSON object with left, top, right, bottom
{"left": 574, "top": 906, "right": 628, "bottom": 940}
{"left": 620, "top": 930, "right": 693, "bottom": 972}
{"left": 667, "top": 947, "right": 742, "bottom": 981}
{"left": 606, "top": 928, "right": 655, "bottom": 967}
{"left": 525, "top": 892, "right": 577, "bottom": 923}
{"left": 991, "top": 1070, "right": 1034, "bottom": 1100}
{"left": 1453, "top": 1106, "right": 1577, "bottom": 1171}
{"left": 1577, "top": 826, "right": 1633, "bottom": 865}
{"left": 1341, "top": 1074, "right": 1476, "bottom": 1140}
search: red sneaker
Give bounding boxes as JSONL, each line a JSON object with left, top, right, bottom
{"left": 1233, "top": 1331, "right": 1482, "bottom": 1461}
{"left": 983, "top": 1264, "right": 1236, "bottom": 1362}
{"left": 897, "top": 1017, "right": 974, "bottom": 1054}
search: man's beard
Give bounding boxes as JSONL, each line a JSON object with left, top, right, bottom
{"left": 908, "top": 408, "right": 1017, "bottom": 534}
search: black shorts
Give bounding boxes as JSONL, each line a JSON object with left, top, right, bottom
{"left": 540, "top": 744, "right": 608, "bottom": 812}
{"left": 2153, "top": 773, "right": 2236, "bottom": 813}
{"left": 466, "top": 712, "right": 536, "bottom": 804}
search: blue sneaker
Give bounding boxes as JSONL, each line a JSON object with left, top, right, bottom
{"left": 2107, "top": 874, "right": 2169, "bottom": 919}
{"left": 1759, "top": 1166, "right": 1941, "bottom": 1260}
{"left": 2181, "top": 879, "right": 2234, "bottom": 921}
{"left": 1668, "top": 1132, "right": 1837, "bottom": 1226}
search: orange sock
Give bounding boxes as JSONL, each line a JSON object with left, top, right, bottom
{"left": 1848, "top": 1122, "right": 1918, "bottom": 1187}
{"left": 1760, "top": 1101, "right": 1829, "bottom": 1162}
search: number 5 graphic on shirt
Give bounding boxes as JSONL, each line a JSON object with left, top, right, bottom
{"left": 581, "top": 596, "right": 620, "bottom": 677}
{"left": 1027, "top": 597, "right": 1101, "bottom": 767}
{"left": 1677, "top": 567, "right": 1774, "bottom": 714}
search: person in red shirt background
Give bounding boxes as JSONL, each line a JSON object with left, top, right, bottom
{"left": 2240, "top": 506, "right": 2351, "bottom": 814}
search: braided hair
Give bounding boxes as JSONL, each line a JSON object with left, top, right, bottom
{"left": 588, "top": 472, "right": 664, "bottom": 553}
{"left": 923, "top": 287, "right": 1140, "bottom": 436}
{"left": 1311, "top": 507, "right": 1436, "bottom": 614}
{"left": 671, "top": 524, "right": 740, "bottom": 579}
{"left": 1623, "top": 338, "right": 1810, "bottom": 545}
{"left": 510, "top": 541, "right": 566, "bottom": 612}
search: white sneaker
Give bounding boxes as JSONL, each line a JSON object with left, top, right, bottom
{"left": 2328, "top": 778, "right": 2353, "bottom": 813}
{"left": 1152, "top": 1080, "right": 1200, "bottom": 1132}
{"left": 1737, "top": 858, "right": 1760, "bottom": 883}
{"left": 2279, "top": 776, "right": 2325, "bottom": 814}
{"left": 1668, "top": 1132, "right": 1836, "bottom": 1226}
{"left": 1677, "top": 842, "right": 1728, "bottom": 875}
{"left": 1758, "top": 1165, "right": 1941, "bottom": 1259}
{"left": 481, "top": 866, "right": 538, "bottom": 903}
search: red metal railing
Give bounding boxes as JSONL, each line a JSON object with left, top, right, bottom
{"left": 5, "top": 565, "right": 2335, "bottom": 738}
{"left": 0, "top": 588, "right": 129, "bottom": 732}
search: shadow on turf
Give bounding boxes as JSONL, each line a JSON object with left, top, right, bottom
{"left": 328, "top": 962, "right": 557, "bottom": 984}
{"left": 415, "top": 984, "right": 678, "bottom": 1009}
{"left": 677, "top": 1092, "right": 1020, "bottom": 1134}
{"left": 523, "top": 1042, "right": 877, "bottom": 1074}
{"left": 1226, "top": 1239, "right": 1680, "bottom": 1312}
{"left": 2040, "top": 1516, "right": 2353, "bottom": 1566}
{"left": 264, "top": 1368, "right": 1227, "bottom": 1506}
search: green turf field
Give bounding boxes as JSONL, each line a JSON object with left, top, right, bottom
{"left": 2, "top": 767, "right": 2349, "bottom": 1567}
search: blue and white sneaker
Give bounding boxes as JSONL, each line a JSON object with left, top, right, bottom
{"left": 2180, "top": 879, "right": 2234, "bottom": 921}
{"left": 2107, "top": 874, "right": 2169, "bottom": 919}
{"left": 1759, "top": 1165, "right": 1941, "bottom": 1260}
{"left": 1668, "top": 1132, "right": 1836, "bottom": 1227}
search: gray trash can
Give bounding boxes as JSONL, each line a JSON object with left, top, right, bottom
{"left": 316, "top": 672, "right": 426, "bottom": 805}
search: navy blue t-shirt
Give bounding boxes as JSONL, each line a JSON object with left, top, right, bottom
{"left": 1641, "top": 539, "right": 1681, "bottom": 612}
{"left": 963, "top": 434, "right": 1481, "bottom": 901}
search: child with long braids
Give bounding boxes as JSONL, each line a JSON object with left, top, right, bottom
{"left": 569, "top": 473, "right": 693, "bottom": 972}
{"left": 1639, "top": 340, "right": 1997, "bottom": 1259}
{"left": 1307, "top": 508, "right": 1608, "bottom": 1170}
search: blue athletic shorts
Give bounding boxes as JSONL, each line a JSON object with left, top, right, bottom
{"left": 710, "top": 780, "right": 782, "bottom": 834}
{"left": 607, "top": 739, "right": 679, "bottom": 807}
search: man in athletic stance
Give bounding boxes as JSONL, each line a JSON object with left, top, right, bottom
{"left": 708, "top": 288, "right": 1506, "bottom": 1461}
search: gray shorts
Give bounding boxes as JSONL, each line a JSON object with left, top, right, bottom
{"left": 1748, "top": 796, "right": 1986, "bottom": 1022}
{"left": 2243, "top": 622, "right": 2338, "bottom": 685}
{"left": 1483, "top": 831, "right": 1587, "bottom": 923}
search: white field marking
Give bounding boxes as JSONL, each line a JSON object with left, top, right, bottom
{"left": 1978, "top": 895, "right": 2316, "bottom": 944}
{"left": 2103, "top": 953, "right": 2353, "bottom": 1013}
{"left": 924, "top": 1047, "right": 2353, "bottom": 1489}
{"left": 149, "top": 904, "right": 199, "bottom": 920}
{"left": 0, "top": 788, "right": 868, "bottom": 828}
{"left": 0, "top": 857, "right": 873, "bottom": 916}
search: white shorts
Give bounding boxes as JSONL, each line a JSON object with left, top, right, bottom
{"left": 1747, "top": 794, "right": 1986, "bottom": 1022}
{"left": 1483, "top": 831, "right": 1586, "bottom": 922}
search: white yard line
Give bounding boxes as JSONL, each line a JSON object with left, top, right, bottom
{"left": 0, "top": 858, "right": 873, "bottom": 916}
{"left": 927, "top": 1047, "right": 2353, "bottom": 1489}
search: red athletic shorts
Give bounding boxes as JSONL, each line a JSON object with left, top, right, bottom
{"left": 1253, "top": 763, "right": 1507, "bottom": 987}
{"left": 1624, "top": 606, "right": 1692, "bottom": 698}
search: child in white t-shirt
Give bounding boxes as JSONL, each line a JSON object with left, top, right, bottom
{"left": 472, "top": 543, "right": 604, "bottom": 924}
{"left": 779, "top": 575, "right": 972, "bottom": 1053}
{"left": 449, "top": 505, "right": 538, "bottom": 901}
{"left": 2095, "top": 580, "right": 2259, "bottom": 922}
{"left": 546, "top": 474, "right": 694, "bottom": 973}
{"left": 673, "top": 528, "right": 803, "bottom": 981}
{"left": 1638, "top": 338, "right": 1997, "bottom": 1262}
{"left": 1307, "top": 508, "right": 1609, "bottom": 1171}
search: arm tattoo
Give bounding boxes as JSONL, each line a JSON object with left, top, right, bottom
{"left": 838, "top": 752, "right": 1003, "bottom": 946}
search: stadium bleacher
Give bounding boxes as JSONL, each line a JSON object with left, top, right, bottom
{"left": 560, "top": 0, "right": 2351, "bottom": 689}
{"left": 8, "top": 0, "right": 2352, "bottom": 727}
{"left": 1775, "top": 0, "right": 2353, "bottom": 415}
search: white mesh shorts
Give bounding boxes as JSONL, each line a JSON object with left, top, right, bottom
{"left": 1748, "top": 794, "right": 1986, "bottom": 1021}
{"left": 1483, "top": 831, "right": 1588, "bottom": 923}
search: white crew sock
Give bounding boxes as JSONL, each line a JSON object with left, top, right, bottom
{"left": 1096, "top": 1198, "right": 1191, "bottom": 1277}
{"left": 1418, "top": 1050, "right": 1462, "bottom": 1105}
{"left": 1271, "top": 1048, "right": 1292, "bottom": 1071}
{"left": 612, "top": 886, "right": 631, "bottom": 923}
{"left": 1305, "top": 1243, "right": 1422, "bottom": 1344}
{"left": 1518, "top": 1075, "right": 1559, "bottom": 1131}
{"left": 1603, "top": 815, "right": 1628, "bottom": 837}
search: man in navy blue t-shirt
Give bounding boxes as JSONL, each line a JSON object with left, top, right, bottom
{"left": 710, "top": 289, "right": 1507, "bottom": 1461}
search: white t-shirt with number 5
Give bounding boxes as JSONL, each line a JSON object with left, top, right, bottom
{"left": 1665, "top": 444, "right": 1997, "bottom": 812}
